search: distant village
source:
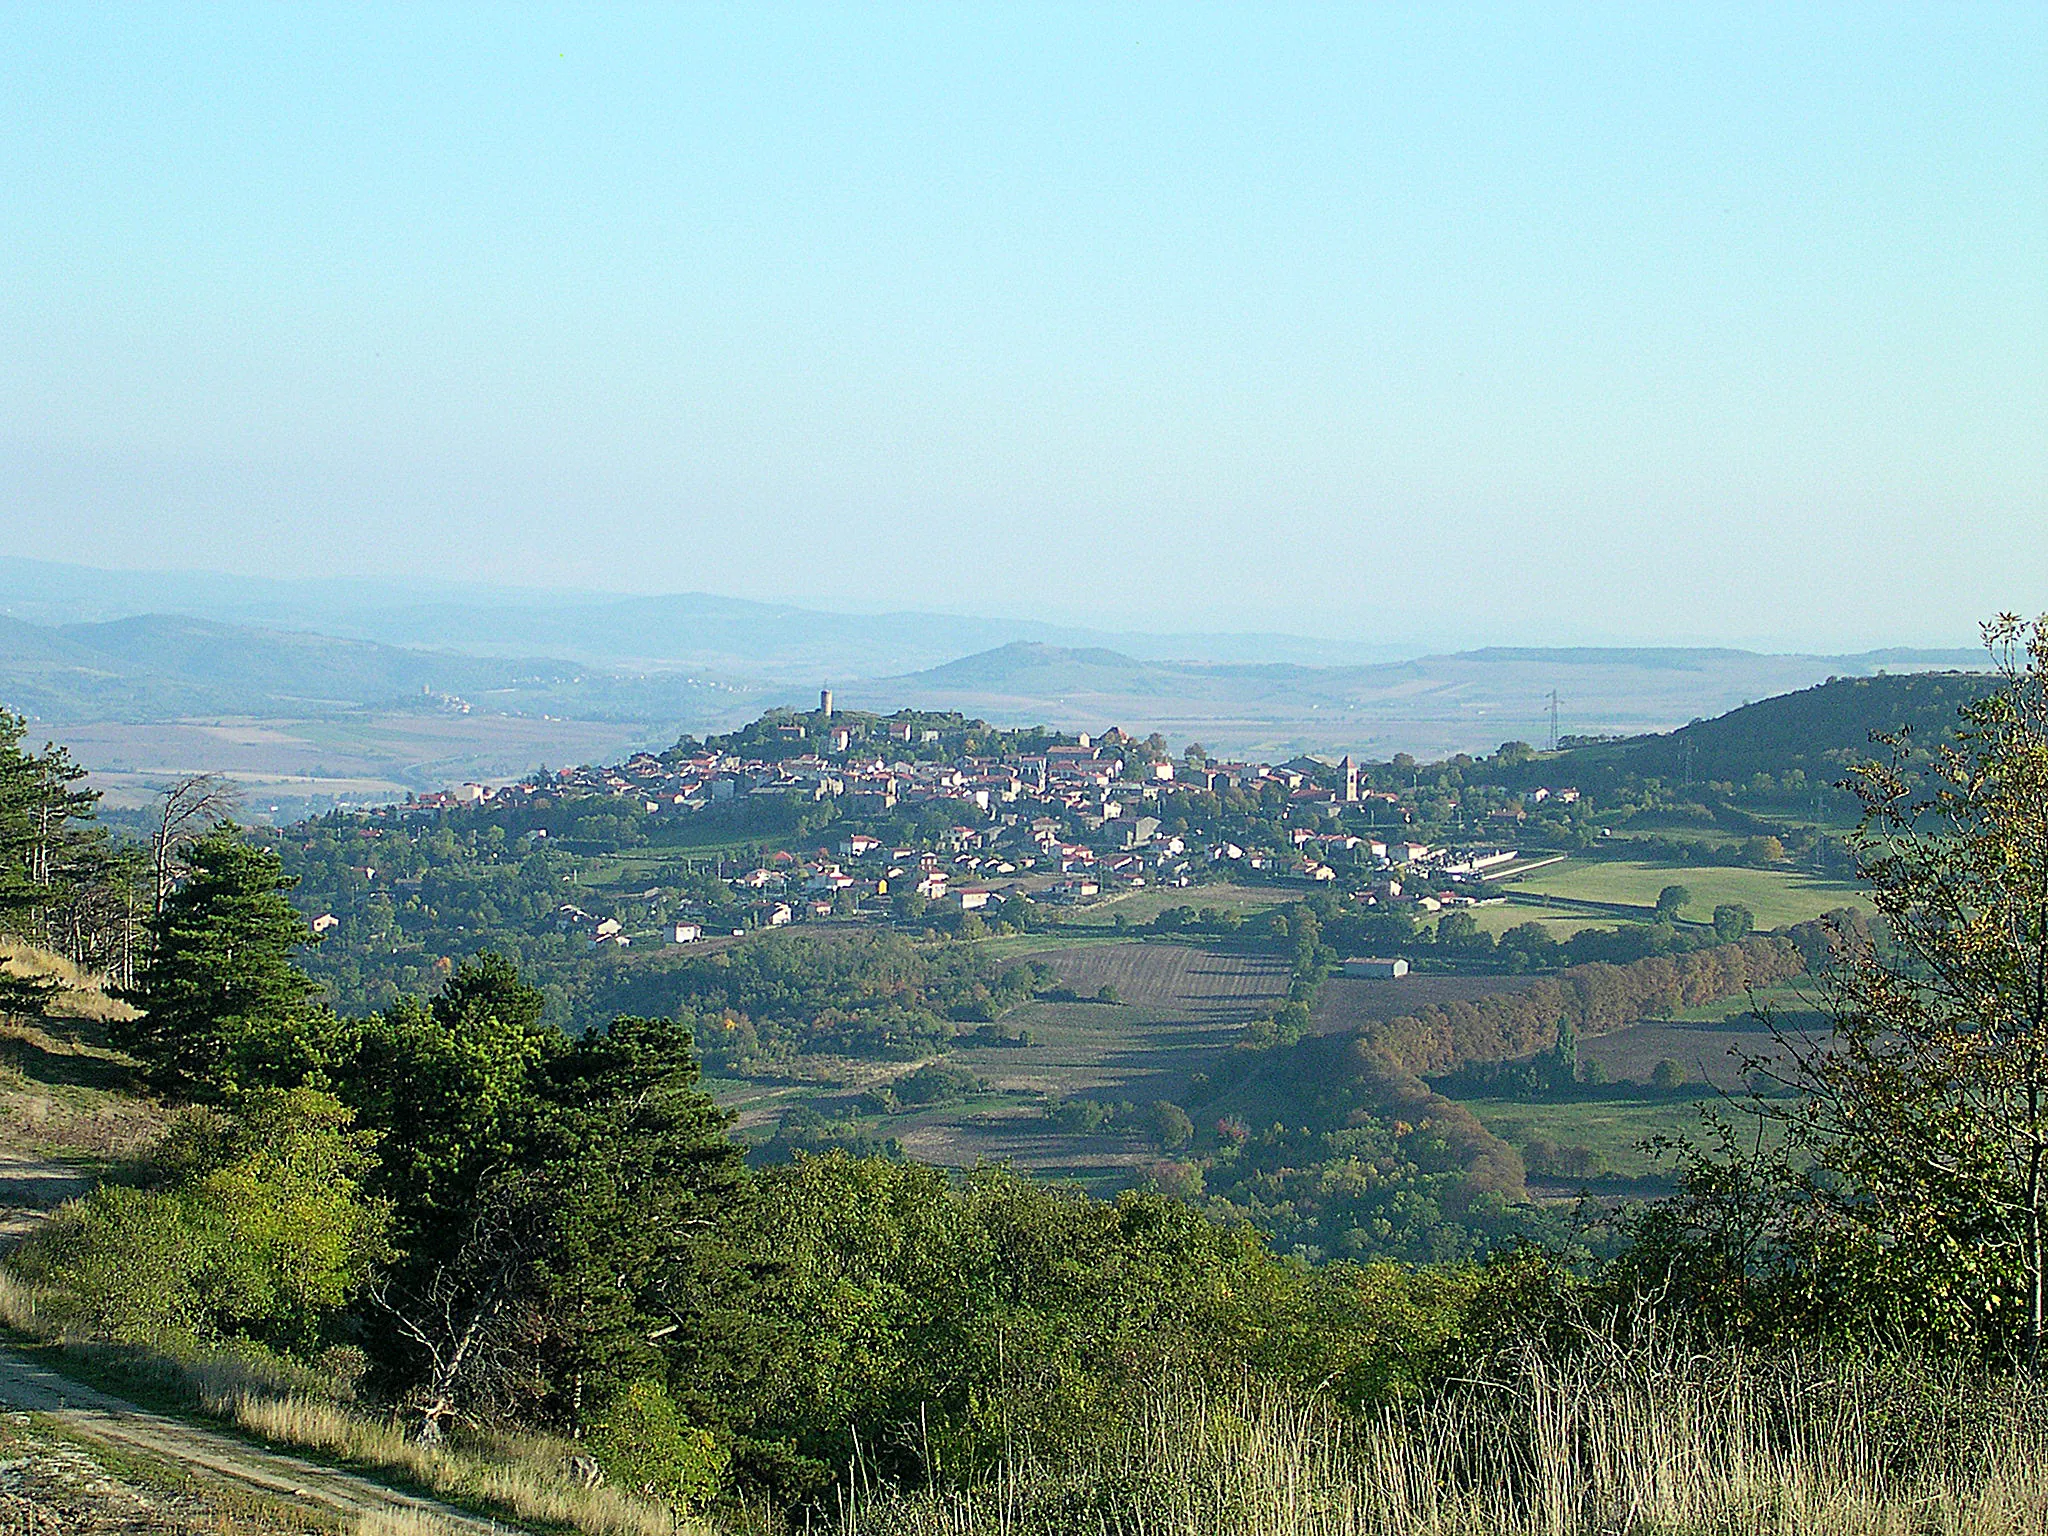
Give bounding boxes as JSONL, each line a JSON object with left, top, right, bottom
{"left": 388, "top": 691, "right": 1578, "bottom": 946}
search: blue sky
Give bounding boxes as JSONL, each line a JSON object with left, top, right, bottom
{"left": 1, "top": 5, "right": 2041, "bottom": 648}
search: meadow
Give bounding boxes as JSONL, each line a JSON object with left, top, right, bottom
{"left": 1061, "top": 880, "right": 1288, "bottom": 927}
{"left": 831, "top": 1336, "right": 2048, "bottom": 1536}
{"left": 1462, "top": 1096, "right": 1706, "bottom": 1186}
{"left": 1498, "top": 857, "right": 1869, "bottom": 930}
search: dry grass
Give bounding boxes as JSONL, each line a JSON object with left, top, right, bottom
{"left": 0, "top": 1016, "right": 165, "bottom": 1165}
{"left": 0, "top": 1271, "right": 701, "bottom": 1536}
{"left": 230, "top": 1392, "right": 702, "bottom": 1536}
{"left": 838, "top": 1331, "right": 2048, "bottom": 1536}
{"left": 0, "top": 936, "right": 139, "bottom": 1024}
{"left": 355, "top": 1512, "right": 471, "bottom": 1536}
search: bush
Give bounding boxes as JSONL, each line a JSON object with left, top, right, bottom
{"left": 10, "top": 1087, "right": 389, "bottom": 1354}
{"left": 892, "top": 1062, "right": 985, "bottom": 1105}
{"left": 585, "top": 1379, "right": 727, "bottom": 1511}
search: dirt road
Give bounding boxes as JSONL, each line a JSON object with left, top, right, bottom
{"left": 0, "top": 1348, "right": 519, "bottom": 1533}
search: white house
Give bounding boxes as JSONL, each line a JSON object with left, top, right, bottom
{"left": 1343, "top": 957, "right": 1410, "bottom": 979}
{"left": 670, "top": 923, "right": 703, "bottom": 944}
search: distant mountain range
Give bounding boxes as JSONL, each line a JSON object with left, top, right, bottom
{"left": 0, "top": 556, "right": 1995, "bottom": 805}
{"left": 845, "top": 640, "right": 1991, "bottom": 759}
{"left": 0, "top": 556, "right": 1416, "bottom": 678}
{"left": 0, "top": 612, "right": 766, "bottom": 727}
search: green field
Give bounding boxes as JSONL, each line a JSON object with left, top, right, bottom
{"left": 1499, "top": 858, "right": 1869, "bottom": 930}
{"left": 1065, "top": 881, "right": 1286, "bottom": 928}
{"left": 1462, "top": 1096, "right": 1715, "bottom": 1184}
{"left": 1453, "top": 904, "right": 1613, "bottom": 940}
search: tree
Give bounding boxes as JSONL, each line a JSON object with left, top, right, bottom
{"left": 115, "top": 828, "right": 328, "bottom": 1098}
{"left": 1655, "top": 884, "right": 1692, "bottom": 919}
{"left": 0, "top": 712, "right": 107, "bottom": 966}
{"left": 1742, "top": 835, "right": 1786, "bottom": 865}
{"left": 342, "top": 953, "right": 563, "bottom": 1263}
{"left": 1711, "top": 902, "right": 1755, "bottom": 943}
{"left": 1646, "top": 618, "right": 2048, "bottom": 1357}
{"left": 147, "top": 774, "right": 241, "bottom": 922}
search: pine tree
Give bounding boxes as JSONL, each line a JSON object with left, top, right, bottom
{"left": 116, "top": 828, "right": 328, "bottom": 1098}
{"left": 524, "top": 1014, "right": 763, "bottom": 1431}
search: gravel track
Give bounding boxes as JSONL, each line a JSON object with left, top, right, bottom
{"left": 0, "top": 1349, "right": 520, "bottom": 1533}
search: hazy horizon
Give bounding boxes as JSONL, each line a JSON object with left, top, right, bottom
{"left": 3, "top": 7, "right": 2043, "bottom": 649}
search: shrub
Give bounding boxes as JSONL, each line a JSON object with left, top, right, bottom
{"left": 585, "top": 1378, "right": 728, "bottom": 1511}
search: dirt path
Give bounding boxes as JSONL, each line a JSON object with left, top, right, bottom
{"left": 0, "top": 1349, "right": 521, "bottom": 1533}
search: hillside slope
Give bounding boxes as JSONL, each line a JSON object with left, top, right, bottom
{"left": 1575, "top": 671, "right": 1996, "bottom": 782}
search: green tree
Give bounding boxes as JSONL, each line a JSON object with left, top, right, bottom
{"left": 1643, "top": 618, "right": 2048, "bottom": 1356}
{"left": 342, "top": 952, "right": 562, "bottom": 1263}
{"left": 1711, "top": 902, "right": 1755, "bottom": 943}
{"left": 584, "top": 1379, "right": 728, "bottom": 1510}
{"left": 1655, "top": 884, "right": 1692, "bottom": 919}
{"left": 115, "top": 828, "right": 328, "bottom": 1098}
{"left": 522, "top": 1014, "right": 761, "bottom": 1433}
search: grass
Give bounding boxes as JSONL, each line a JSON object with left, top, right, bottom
{"left": 833, "top": 1331, "right": 2048, "bottom": 1535}
{"left": 0, "top": 935, "right": 139, "bottom": 1025}
{"left": 1460, "top": 1096, "right": 1711, "bottom": 1184}
{"left": 1448, "top": 906, "right": 1612, "bottom": 940}
{"left": 1060, "top": 881, "right": 1285, "bottom": 928}
{"left": 0, "top": 1271, "right": 699, "bottom": 1536}
{"left": 1498, "top": 858, "right": 1869, "bottom": 931}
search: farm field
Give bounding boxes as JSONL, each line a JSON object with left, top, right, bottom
{"left": 1499, "top": 857, "right": 1869, "bottom": 930}
{"left": 720, "top": 940, "right": 1291, "bottom": 1193}
{"left": 57, "top": 710, "right": 655, "bottom": 816}
{"left": 1065, "top": 881, "right": 1288, "bottom": 927}
{"left": 1452, "top": 905, "right": 1613, "bottom": 940}
{"left": 1574, "top": 1008, "right": 1823, "bottom": 1091}
{"left": 1460, "top": 1096, "right": 1706, "bottom": 1186}
{"left": 1311, "top": 971, "right": 1539, "bottom": 1037}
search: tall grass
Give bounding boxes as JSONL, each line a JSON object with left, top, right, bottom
{"left": 838, "top": 1330, "right": 2048, "bottom": 1536}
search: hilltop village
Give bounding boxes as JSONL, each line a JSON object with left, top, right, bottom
{"left": 384, "top": 692, "right": 1566, "bottom": 944}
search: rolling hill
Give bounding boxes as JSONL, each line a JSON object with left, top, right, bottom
{"left": 849, "top": 641, "right": 1991, "bottom": 759}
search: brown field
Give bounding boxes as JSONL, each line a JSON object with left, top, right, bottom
{"left": 1577, "top": 991, "right": 1833, "bottom": 1091}
{"left": 1040, "top": 941, "right": 1291, "bottom": 1017}
{"left": 1310, "top": 972, "right": 1540, "bottom": 1037}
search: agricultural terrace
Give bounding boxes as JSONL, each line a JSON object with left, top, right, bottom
{"left": 1498, "top": 857, "right": 1869, "bottom": 930}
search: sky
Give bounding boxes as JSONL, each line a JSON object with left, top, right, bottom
{"left": 1, "top": 5, "right": 2042, "bottom": 651}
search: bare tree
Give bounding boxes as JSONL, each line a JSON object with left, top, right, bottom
{"left": 150, "top": 774, "right": 240, "bottom": 921}
{"left": 369, "top": 1181, "right": 549, "bottom": 1442}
